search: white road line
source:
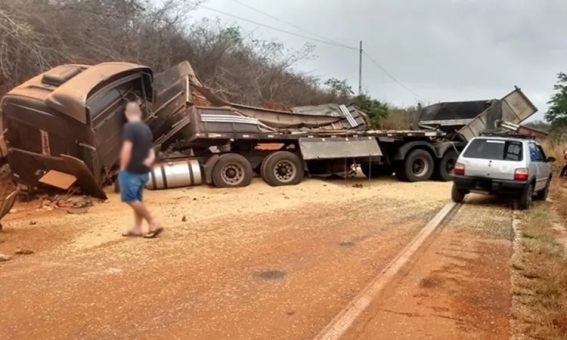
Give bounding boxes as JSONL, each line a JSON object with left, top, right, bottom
{"left": 314, "top": 202, "right": 459, "bottom": 340}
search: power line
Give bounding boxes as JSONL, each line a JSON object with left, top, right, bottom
{"left": 363, "top": 51, "right": 427, "bottom": 102}
{"left": 200, "top": 4, "right": 425, "bottom": 102}
{"left": 226, "top": 0, "right": 355, "bottom": 50}
{"left": 200, "top": 5, "right": 358, "bottom": 51}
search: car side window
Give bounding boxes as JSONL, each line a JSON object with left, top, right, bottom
{"left": 504, "top": 142, "right": 522, "bottom": 161}
{"left": 529, "top": 143, "right": 544, "bottom": 162}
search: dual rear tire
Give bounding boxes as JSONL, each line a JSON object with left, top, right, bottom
{"left": 211, "top": 151, "right": 304, "bottom": 188}
{"left": 393, "top": 149, "right": 457, "bottom": 182}
{"left": 261, "top": 151, "right": 304, "bottom": 186}
{"left": 436, "top": 151, "right": 458, "bottom": 182}
{"left": 395, "top": 149, "right": 435, "bottom": 182}
{"left": 212, "top": 153, "right": 253, "bottom": 188}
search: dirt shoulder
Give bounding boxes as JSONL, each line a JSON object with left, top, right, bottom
{"left": 511, "top": 180, "right": 567, "bottom": 339}
{"left": 345, "top": 194, "right": 514, "bottom": 340}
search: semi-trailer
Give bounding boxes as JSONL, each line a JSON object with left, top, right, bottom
{"left": 0, "top": 61, "right": 537, "bottom": 198}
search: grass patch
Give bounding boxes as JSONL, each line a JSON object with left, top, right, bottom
{"left": 553, "top": 178, "right": 567, "bottom": 222}
{"left": 513, "top": 203, "right": 567, "bottom": 339}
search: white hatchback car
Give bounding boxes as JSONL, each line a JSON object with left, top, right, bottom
{"left": 451, "top": 136, "right": 555, "bottom": 209}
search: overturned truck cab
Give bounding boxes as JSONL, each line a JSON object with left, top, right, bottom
{"left": 1, "top": 62, "right": 154, "bottom": 199}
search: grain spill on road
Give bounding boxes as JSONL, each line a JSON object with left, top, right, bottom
{"left": 0, "top": 178, "right": 449, "bottom": 339}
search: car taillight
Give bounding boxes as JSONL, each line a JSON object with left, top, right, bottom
{"left": 514, "top": 168, "right": 529, "bottom": 181}
{"left": 453, "top": 163, "right": 465, "bottom": 176}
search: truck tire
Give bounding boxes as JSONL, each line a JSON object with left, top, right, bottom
{"left": 451, "top": 184, "right": 467, "bottom": 203}
{"left": 396, "top": 149, "right": 434, "bottom": 182}
{"left": 212, "top": 153, "right": 252, "bottom": 188}
{"left": 360, "top": 162, "right": 393, "bottom": 178}
{"left": 535, "top": 178, "right": 551, "bottom": 201}
{"left": 261, "top": 151, "right": 304, "bottom": 186}
{"left": 436, "top": 151, "right": 458, "bottom": 181}
{"left": 518, "top": 184, "right": 534, "bottom": 210}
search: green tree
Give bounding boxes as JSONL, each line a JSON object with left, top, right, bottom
{"left": 352, "top": 94, "right": 389, "bottom": 129}
{"left": 546, "top": 72, "right": 567, "bottom": 128}
{"left": 324, "top": 78, "right": 353, "bottom": 102}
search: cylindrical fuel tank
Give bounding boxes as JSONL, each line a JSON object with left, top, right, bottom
{"left": 146, "top": 159, "right": 202, "bottom": 190}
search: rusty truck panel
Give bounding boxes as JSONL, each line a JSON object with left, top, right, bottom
{"left": 458, "top": 87, "right": 538, "bottom": 141}
{"left": 1, "top": 63, "right": 153, "bottom": 198}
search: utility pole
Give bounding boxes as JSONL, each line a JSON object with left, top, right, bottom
{"left": 358, "top": 40, "right": 363, "bottom": 95}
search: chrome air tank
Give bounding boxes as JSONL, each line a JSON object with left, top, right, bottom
{"left": 146, "top": 159, "right": 202, "bottom": 190}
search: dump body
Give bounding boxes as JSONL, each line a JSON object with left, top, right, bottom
{"left": 419, "top": 88, "right": 537, "bottom": 142}
{"left": 458, "top": 88, "right": 537, "bottom": 141}
{"left": 419, "top": 100, "right": 492, "bottom": 132}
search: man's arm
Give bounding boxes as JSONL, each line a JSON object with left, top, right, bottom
{"left": 120, "top": 141, "right": 133, "bottom": 171}
{"left": 143, "top": 148, "right": 155, "bottom": 168}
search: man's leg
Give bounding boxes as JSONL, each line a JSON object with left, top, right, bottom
{"left": 127, "top": 201, "right": 159, "bottom": 233}
{"left": 122, "top": 206, "right": 143, "bottom": 236}
{"left": 133, "top": 209, "right": 143, "bottom": 231}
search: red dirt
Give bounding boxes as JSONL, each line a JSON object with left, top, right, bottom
{"left": 344, "top": 194, "right": 513, "bottom": 339}
{"left": 0, "top": 178, "right": 448, "bottom": 339}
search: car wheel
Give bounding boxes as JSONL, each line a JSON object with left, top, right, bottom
{"left": 399, "top": 149, "right": 434, "bottom": 182}
{"left": 518, "top": 184, "right": 534, "bottom": 210}
{"left": 212, "top": 153, "right": 253, "bottom": 188}
{"left": 535, "top": 178, "right": 551, "bottom": 201}
{"left": 261, "top": 151, "right": 304, "bottom": 186}
{"left": 451, "top": 184, "right": 467, "bottom": 203}
{"left": 436, "top": 151, "right": 458, "bottom": 182}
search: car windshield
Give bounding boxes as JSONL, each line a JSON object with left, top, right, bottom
{"left": 463, "top": 139, "right": 523, "bottom": 161}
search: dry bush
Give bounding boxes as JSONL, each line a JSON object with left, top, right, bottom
{"left": 542, "top": 140, "right": 566, "bottom": 172}
{"left": 379, "top": 106, "right": 418, "bottom": 130}
{"left": 0, "top": 0, "right": 345, "bottom": 107}
{"left": 513, "top": 203, "right": 567, "bottom": 339}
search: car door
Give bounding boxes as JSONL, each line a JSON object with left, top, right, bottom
{"left": 535, "top": 143, "right": 552, "bottom": 185}
{"left": 528, "top": 142, "right": 546, "bottom": 191}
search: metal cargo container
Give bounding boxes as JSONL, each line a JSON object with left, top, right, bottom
{"left": 458, "top": 87, "right": 538, "bottom": 141}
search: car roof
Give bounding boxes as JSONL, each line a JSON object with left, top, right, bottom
{"left": 472, "top": 136, "right": 533, "bottom": 143}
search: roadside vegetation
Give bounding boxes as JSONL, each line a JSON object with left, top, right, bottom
{"left": 0, "top": 0, "right": 409, "bottom": 127}
{"left": 511, "top": 71, "right": 567, "bottom": 334}
{"left": 512, "top": 189, "right": 567, "bottom": 339}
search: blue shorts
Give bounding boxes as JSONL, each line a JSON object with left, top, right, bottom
{"left": 118, "top": 171, "right": 149, "bottom": 202}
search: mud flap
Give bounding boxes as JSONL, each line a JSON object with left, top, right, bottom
{"left": 298, "top": 137, "right": 382, "bottom": 160}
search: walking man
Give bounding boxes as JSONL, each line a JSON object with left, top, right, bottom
{"left": 119, "top": 101, "right": 163, "bottom": 238}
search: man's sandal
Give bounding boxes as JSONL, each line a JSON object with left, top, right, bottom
{"left": 143, "top": 227, "right": 163, "bottom": 239}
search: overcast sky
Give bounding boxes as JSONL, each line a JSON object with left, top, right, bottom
{"left": 189, "top": 0, "right": 567, "bottom": 121}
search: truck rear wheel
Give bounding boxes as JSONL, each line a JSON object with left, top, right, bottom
{"left": 396, "top": 149, "right": 434, "bottom": 182}
{"left": 360, "top": 161, "right": 393, "bottom": 178}
{"left": 261, "top": 151, "right": 304, "bottom": 186}
{"left": 212, "top": 153, "right": 252, "bottom": 188}
{"left": 436, "top": 151, "right": 458, "bottom": 181}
